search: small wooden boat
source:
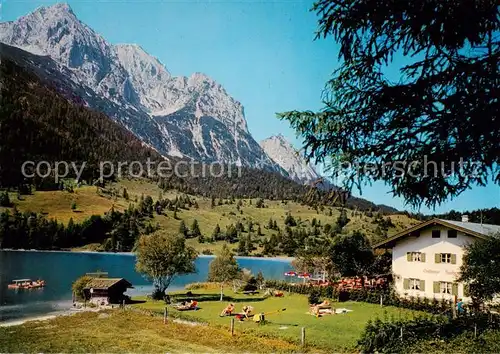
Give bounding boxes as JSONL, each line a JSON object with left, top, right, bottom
{"left": 8, "top": 279, "right": 46, "bottom": 289}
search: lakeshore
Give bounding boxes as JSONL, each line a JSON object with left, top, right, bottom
{"left": 0, "top": 314, "right": 60, "bottom": 327}
{"left": 0, "top": 250, "right": 293, "bottom": 323}
{"left": 1, "top": 248, "right": 295, "bottom": 262}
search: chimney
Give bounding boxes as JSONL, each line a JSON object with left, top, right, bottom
{"left": 462, "top": 215, "right": 469, "bottom": 223}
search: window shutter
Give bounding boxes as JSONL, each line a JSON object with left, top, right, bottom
{"left": 407, "top": 252, "right": 412, "bottom": 262}
{"left": 419, "top": 280, "right": 425, "bottom": 291}
{"left": 421, "top": 253, "right": 426, "bottom": 262}
{"left": 433, "top": 281, "right": 440, "bottom": 294}
{"left": 452, "top": 283, "right": 458, "bottom": 296}
{"left": 451, "top": 254, "right": 457, "bottom": 264}
{"left": 464, "top": 284, "right": 470, "bottom": 297}
{"left": 435, "top": 253, "right": 441, "bottom": 263}
{"left": 403, "top": 278, "right": 409, "bottom": 290}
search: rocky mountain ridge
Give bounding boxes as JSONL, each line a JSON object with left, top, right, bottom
{"left": 0, "top": 3, "right": 277, "bottom": 170}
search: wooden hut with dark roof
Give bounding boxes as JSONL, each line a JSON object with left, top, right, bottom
{"left": 83, "top": 278, "right": 133, "bottom": 306}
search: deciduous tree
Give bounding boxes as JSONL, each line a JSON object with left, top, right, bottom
{"left": 207, "top": 243, "right": 240, "bottom": 300}
{"left": 71, "top": 275, "right": 93, "bottom": 300}
{"left": 328, "top": 231, "right": 374, "bottom": 277}
{"left": 135, "top": 232, "right": 196, "bottom": 298}
{"left": 459, "top": 234, "right": 500, "bottom": 304}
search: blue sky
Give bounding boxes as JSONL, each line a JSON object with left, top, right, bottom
{"left": 2, "top": 0, "right": 499, "bottom": 214}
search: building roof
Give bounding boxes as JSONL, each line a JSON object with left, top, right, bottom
{"left": 373, "top": 218, "right": 500, "bottom": 249}
{"left": 440, "top": 219, "right": 500, "bottom": 236}
{"left": 83, "top": 278, "right": 133, "bottom": 290}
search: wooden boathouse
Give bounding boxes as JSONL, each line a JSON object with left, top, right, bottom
{"left": 83, "top": 278, "right": 133, "bottom": 306}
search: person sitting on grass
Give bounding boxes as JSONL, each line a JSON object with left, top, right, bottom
{"left": 235, "top": 305, "right": 254, "bottom": 321}
{"left": 220, "top": 303, "right": 235, "bottom": 317}
{"left": 242, "top": 305, "right": 254, "bottom": 318}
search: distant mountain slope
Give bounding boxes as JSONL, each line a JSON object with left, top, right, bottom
{"left": 0, "top": 3, "right": 280, "bottom": 171}
{"left": 0, "top": 44, "right": 301, "bottom": 201}
{"left": 260, "top": 135, "right": 321, "bottom": 184}
{"left": 0, "top": 46, "right": 163, "bottom": 186}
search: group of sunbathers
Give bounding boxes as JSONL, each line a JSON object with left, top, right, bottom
{"left": 220, "top": 303, "right": 254, "bottom": 319}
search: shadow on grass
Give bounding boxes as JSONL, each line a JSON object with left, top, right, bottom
{"left": 171, "top": 292, "right": 268, "bottom": 303}
{"left": 266, "top": 321, "right": 299, "bottom": 327}
{"left": 128, "top": 299, "right": 147, "bottom": 305}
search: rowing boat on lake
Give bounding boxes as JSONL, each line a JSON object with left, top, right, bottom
{"left": 7, "top": 279, "right": 46, "bottom": 290}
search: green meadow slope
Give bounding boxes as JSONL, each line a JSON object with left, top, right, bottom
{"left": 2, "top": 178, "right": 418, "bottom": 255}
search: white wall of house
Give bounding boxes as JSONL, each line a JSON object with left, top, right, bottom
{"left": 392, "top": 224, "right": 476, "bottom": 301}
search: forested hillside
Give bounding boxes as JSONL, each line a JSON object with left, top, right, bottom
{"left": 0, "top": 55, "right": 163, "bottom": 187}
{"left": 0, "top": 46, "right": 396, "bottom": 212}
{"left": 0, "top": 179, "right": 418, "bottom": 254}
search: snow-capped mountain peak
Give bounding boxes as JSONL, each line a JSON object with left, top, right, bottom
{"left": 0, "top": 2, "right": 136, "bottom": 104}
{"left": 260, "top": 135, "right": 321, "bottom": 185}
{"left": 0, "top": 3, "right": 278, "bottom": 171}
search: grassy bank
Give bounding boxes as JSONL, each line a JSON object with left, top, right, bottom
{"left": 0, "top": 310, "right": 301, "bottom": 353}
{"left": 133, "top": 288, "right": 424, "bottom": 351}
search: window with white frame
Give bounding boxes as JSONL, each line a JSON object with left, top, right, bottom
{"left": 441, "top": 253, "right": 452, "bottom": 263}
{"left": 410, "top": 278, "right": 421, "bottom": 290}
{"left": 440, "top": 281, "right": 452, "bottom": 294}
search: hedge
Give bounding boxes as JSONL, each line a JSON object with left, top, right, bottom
{"left": 263, "top": 280, "right": 454, "bottom": 315}
{"left": 358, "top": 312, "right": 500, "bottom": 353}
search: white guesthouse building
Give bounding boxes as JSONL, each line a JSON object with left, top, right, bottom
{"left": 374, "top": 216, "right": 500, "bottom": 301}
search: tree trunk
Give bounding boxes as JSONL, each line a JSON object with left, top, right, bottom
{"left": 220, "top": 283, "right": 224, "bottom": 301}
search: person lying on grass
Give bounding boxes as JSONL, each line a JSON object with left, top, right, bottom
{"left": 310, "top": 300, "right": 333, "bottom": 317}
{"left": 175, "top": 300, "right": 198, "bottom": 311}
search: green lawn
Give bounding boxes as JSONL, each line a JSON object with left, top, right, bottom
{"left": 133, "top": 288, "right": 423, "bottom": 352}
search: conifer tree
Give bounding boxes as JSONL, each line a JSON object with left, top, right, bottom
{"left": 191, "top": 219, "right": 201, "bottom": 237}
{"left": 212, "top": 224, "right": 221, "bottom": 240}
{"left": 179, "top": 220, "right": 188, "bottom": 237}
{"left": 122, "top": 188, "right": 129, "bottom": 200}
{"left": 268, "top": 218, "right": 274, "bottom": 230}
{"left": 0, "top": 191, "right": 11, "bottom": 207}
